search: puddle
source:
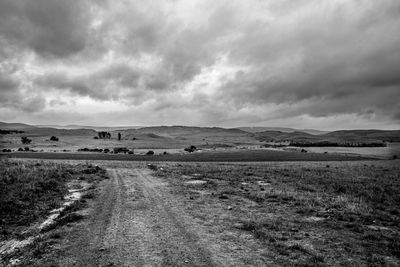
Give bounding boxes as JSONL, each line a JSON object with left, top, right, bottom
{"left": 185, "top": 180, "right": 207, "bottom": 185}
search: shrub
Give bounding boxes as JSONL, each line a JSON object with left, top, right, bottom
{"left": 146, "top": 150, "right": 154, "bottom": 155}
{"left": 50, "top": 136, "right": 59, "bottom": 141}
{"left": 97, "top": 131, "right": 111, "bottom": 139}
{"left": 113, "top": 147, "right": 129, "bottom": 153}
{"left": 147, "top": 164, "right": 157, "bottom": 170}
{"left": 21, "top": 136, "right": 32, "bottom": 144}
{"left": 184, "top": 145, "right": 197, "bottom": 153}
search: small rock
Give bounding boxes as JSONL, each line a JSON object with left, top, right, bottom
{"left": 99, "top": 247, "right": 105, "bottom": 251}
{"left": 228, "top": 206, "right": 233, "bottom": 210}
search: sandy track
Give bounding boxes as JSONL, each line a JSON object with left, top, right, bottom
{"left": 69, "top": 167, "right": 217, "bottom": 266}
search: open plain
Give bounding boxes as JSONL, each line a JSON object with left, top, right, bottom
{"left": 1, "top": 158, "right": 399, "bottom": 266}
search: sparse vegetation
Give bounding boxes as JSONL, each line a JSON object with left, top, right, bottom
{"left": 21, "top": 136, "right": 32, "bottom": 144}
{"left": 97, "top": 131, "right": 111, "bottom": 139}
{"left": 0, "top": 160, "right": 107, "bottom": 239}
{"left": 155, "top": 161, "right": 400, "bottom": 266}
{"left": 0, "top": 129, "right": 24, "bottom": 134}
{"left": 113, "top": 147, "right": 129, "bottom": 153}
{"left": 50, "top": 136, "right": 59, "bottom": 141}
{"left": 184, "top": 145, "right": 197, "bottom": 152}
{"left": 290, "top": 141, "right": 387, "bottom": 147}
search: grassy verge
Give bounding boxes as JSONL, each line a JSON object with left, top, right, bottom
{"left": 0, "top": 159, "right": 107, "bottom": 240}
{"left": 154, "top": 161, "right": 400, "bottom": 266}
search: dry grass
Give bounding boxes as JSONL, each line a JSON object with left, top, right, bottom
{"left": 0, "top": 159, "right": 106, "bottom": 239}
{"left": 154, "top": 160, "right": 400, "bottom": 266}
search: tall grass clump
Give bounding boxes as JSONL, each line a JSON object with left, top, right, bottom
{"left": 0, "top": 160, "right": 70, "bottom": 234}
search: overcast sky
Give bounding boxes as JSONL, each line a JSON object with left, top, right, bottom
{"left": 0, "top": 0, "right": 399, "bottom": 130}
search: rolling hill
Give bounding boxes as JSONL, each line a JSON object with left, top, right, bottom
{"left": 254, "top": 129, "right": 400, "bottom": 144}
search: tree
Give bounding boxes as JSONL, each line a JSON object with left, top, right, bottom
{"left": 118, "top": 132, "right": 121, "bottom": 141}
{"left": 98, "top": 131, "right": 111, "bottom": 139}
{"left": 21, "top": 137, "right": 32, "bottom": 144}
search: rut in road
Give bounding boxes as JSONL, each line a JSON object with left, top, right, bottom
{"left": 79, "top": 167, "right": 217, "bottom": 266}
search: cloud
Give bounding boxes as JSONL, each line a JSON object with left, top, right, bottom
{"left": 0, "top": 0, "right": 91, "bottom": 58}
{"left": 0, "top": 0, "right": 399, "bottom": 128}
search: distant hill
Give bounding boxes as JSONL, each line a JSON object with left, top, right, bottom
{"left": 237, "top": 127, "right": 328, "bottom": 135}
{"left": 35, "top": 124, "right": 142, "bottom": 131}
{"left": 255, "top": 131, "right": 316, "bottom": 142}
{"left": 0, "top": 122, "right": 38, "bottom": 130}
{"left": 2, "top": 122, "right": 399, "bottom": 143}
{"left": 255, "top": 129, "right": 400, "bottom": 143}
{"left": 323, "top": 130, "right": 400, "bottom": 142}
{"left": 0, "top": 122, "right": 96, "bottom": 136}
{"left": 26, "top": 127, "right": 97, "bottom": 136}
{"left": 122, "top": 126, "right": 249, "bottom": 138}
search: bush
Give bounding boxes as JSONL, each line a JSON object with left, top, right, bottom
{"left": 146, "top": 150, "right": 154, "bottom": 155}
{"left": 184, "top": 145, "right": 197, "bottom": 153}
{"left": 21, "top": 136, "right": 32, "bottom": 144}
{"left": 113, "top": 147, "right": 129, "bottom": 153}
{"left": 50, "top": 136, "right": 59, "bottom": 141}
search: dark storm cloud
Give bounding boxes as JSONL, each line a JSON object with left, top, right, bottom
{"left": 0, "top": 0, "right": 90, "bottom": 58}
{"left": 0, "top": 0, "right": 399, "bottom": 128}
{"left": 218, "top": 0, "right": 400, "bottom": 121}
{"left": 0, "top": 72, "right": 46, "bottom": 112}
{"left": 35, "top": 63, "right": 142, "bottom": 100}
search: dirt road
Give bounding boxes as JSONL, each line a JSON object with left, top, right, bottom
{"left": 64, "top": 167, "right": 219, "bottom": 266}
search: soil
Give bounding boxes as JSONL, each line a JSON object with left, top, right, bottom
{"left": 55, "top": 166, "right": 229, "bottom": 266}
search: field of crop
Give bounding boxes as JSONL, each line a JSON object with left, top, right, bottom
{"left": 153, "top": 160, "right": 400, "bottom": 266}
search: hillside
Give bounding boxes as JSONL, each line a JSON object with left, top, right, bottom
{"left": 0, "top": 122, "right": 37, "bottom": 130}
{"left": 0, "top": 122, "right": 96, "bottom": 136}
{"left": 237, "top": 127, "right": 328, "bottom": 135}
{"left": 119, "top": 126, "right": 249, "bottom": 138}
{"left": 324, "top": 130, "right": 400, "bottom": 142}
{"left": 255, "top": 129, "right": 400, "bottom": 144}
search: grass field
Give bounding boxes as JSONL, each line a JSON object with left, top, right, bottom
{"left": 0, "top": 149, "right": 369, "bottom": 162}
{"left": 153, "top": 160, "right": 400, "bottom": 266}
